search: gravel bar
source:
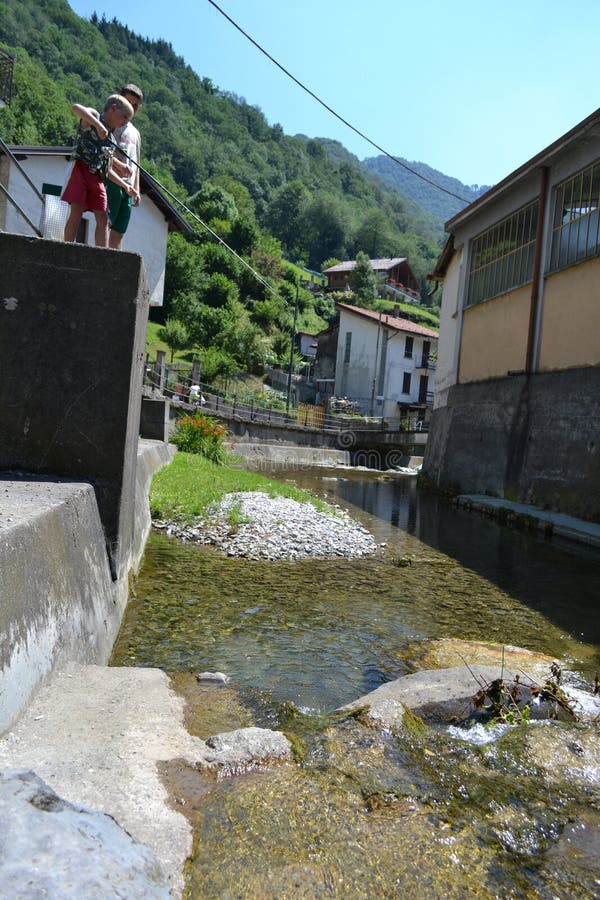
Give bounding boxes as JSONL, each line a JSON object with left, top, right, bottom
{"left": 154, "top": 491, "right": 378, "bottom": 560}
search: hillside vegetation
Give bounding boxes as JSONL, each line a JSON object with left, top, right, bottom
{"left": 363, "top": 155, "right": 491, "bottom": 224}
{"left": 0, "top": 0, "right": 442, "bottom": 382}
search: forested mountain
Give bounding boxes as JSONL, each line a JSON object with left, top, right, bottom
{"left": 0, "top": 0, "right": 447, "bottom": 379}
{"left": 362, "top": 155, "right": 491, "bottom": 224}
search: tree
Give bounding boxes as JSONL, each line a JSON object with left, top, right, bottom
{"left": 158, "top": 318, "right": 189, "bottom": 362}
{"left": 266, "top": 180, "right": 309, "bottom": 254}
{"left": 349, "top": 251, "right": 377, "bottom": 308}
{"left": 353, "top": 211, "right": 395, "bottom": 259}
{"left": 300, "top": 194, "right": 350, "bottom": 268}
{"left": 188, "top": 183, "right": 238, "bottom": 224}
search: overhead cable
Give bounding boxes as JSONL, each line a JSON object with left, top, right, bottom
{"left": 206, "top": 0, "right": 472, "bottom": 205}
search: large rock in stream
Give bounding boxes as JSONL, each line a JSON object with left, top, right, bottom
{"left": 337, "top": 640, "right": 598, "bottom": 730}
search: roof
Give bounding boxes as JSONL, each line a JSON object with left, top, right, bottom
{"left": 428, "top": 235, "right": 455, "bottom": 282}
{"left": 323, "top": 257, "right": 407, "bottom": 274}
{"left": 337, "top": 303, "right": 438, "bottom": 338}
{"left": 4, "top": 145, "right": 192, "bottom": 234}
{"left": 445, "top": 106, "right": 600, "bottom": 232}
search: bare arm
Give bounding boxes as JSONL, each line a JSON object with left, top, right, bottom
{"left": 107, "top": 161, "right": 139, "bottom": 201}
{"left": 70, "top": 104, "right": 108, "bottom": 139}
{"left": 111, "top": 157, "right": 133, "bottom": 178}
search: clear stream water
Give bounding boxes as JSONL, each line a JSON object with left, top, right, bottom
{"left": 112, "top": 468, "right": 600, "bottom": 898}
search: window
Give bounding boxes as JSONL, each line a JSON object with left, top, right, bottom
{"left": 467, "top": 200, "right": 538, "bottom": 306}
{"left": 402, "top": 372, "right": 411, "bottom": 394}
{"left": 343, "top": 332, "right": 352, "bottom": 363}
{"left": 404, "top": 335, "right": 413, "bottom": 358}
{"left": 549, "top": 161, "right": 600, "bottom": 271}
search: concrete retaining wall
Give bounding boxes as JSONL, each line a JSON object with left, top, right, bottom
{"left": 422, "top": 367, "right": 600, "bottom": 522}
{"left": 0, "top": 440, "right": 174, "bottom": 734}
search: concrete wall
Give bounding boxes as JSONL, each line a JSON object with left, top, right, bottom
{"left": 422, "top": 367, "right": 600, "bottom": 522}
{"left": 0, "top": 233, "right": 148, "bottom": 579}
{"left": 0, "top": 152, "right": 168, "bottom": 306}
{"left": 459, "top": 285, "right": 531, "bottom": 382}
{"left": 540, "top": 256, "right": 600, "bottom": 370}
{"left": 0, "top": 440, "right": 175, "bottom": 734}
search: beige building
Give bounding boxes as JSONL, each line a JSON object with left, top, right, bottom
{"left": 424, "top": 108, "right": 600, "bottom": 521}
{"left": 431, "top": 108, "right": 600, "bottom": 404}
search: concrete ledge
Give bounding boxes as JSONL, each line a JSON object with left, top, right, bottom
{"left": 228, "top": 442, "right": 349, "bottom": 467}
{"left": 0, "top": 664, "right": 204, "bottom": 896}
{"left": 0, "top": 441, "right": 175, "bottom": 733}
{"left": 457, "top": 495, "right": 600, "bottom": 548}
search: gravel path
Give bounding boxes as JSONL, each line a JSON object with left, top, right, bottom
{"left": 154, "top": 491, "right": 378, "bottom": 560}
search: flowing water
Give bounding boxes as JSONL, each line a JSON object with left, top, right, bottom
{"left": 112, "top": 468, "right": 600, "bottom": 898}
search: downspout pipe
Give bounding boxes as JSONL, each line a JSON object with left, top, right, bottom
{"left": 525, "top": 165, "right": 549, "bottom": 374}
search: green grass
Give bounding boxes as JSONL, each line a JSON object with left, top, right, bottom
{"left": 377, "top": 299, "right": 440, "bottom": 329}
{"left": 149, "top": 451, "right": 333, "bottom": 522}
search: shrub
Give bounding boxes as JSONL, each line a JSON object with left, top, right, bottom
{"left": 171, "top": 413, "right": 229, "bottom": 464}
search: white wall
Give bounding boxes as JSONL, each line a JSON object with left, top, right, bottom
{"left": 2, "top": 154, "right": 168, "bottom": 305}
{"left": 334, "top": 308, "right": 437, "bottom": 417}
{"left": 433, "top": 246, "right": 463, "bottom": 409}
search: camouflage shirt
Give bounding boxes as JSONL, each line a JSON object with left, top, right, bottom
{"left": 72, "top": 112, "right": 114, "bottom": 178}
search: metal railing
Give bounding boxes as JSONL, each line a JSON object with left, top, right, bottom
{"left": 144, "top": 356, "right": 432, "bottom": 436}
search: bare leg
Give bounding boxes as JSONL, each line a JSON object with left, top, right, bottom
{"left": 93, "top": 210, "right": 109, "bottom": 248}
{"left": 64, "top": 204, "right": 84, "bottom": 242}
{"left": 109, "top": 229, "right": 124, "bottom": 250}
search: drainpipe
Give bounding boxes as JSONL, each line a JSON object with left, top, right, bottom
{"left": 369, "top": 311, "right": 382, "bottom": 416}
{"left": 525, "top": 166, "right": 549, "bottom": 375}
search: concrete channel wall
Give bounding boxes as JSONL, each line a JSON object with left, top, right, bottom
{"left": 0, "top": 232, "right": 176, "bottom": 733}
{"left": 422, "top": 368, "right": 600, "bottom": 523}
{"left": 0, "top": 440, "right": 174, "bottom": 734}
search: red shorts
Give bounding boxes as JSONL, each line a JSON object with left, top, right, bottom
{"left": 61, "top": 160, "right": 107, "bottom": 212}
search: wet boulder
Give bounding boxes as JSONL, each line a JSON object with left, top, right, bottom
{"left": 198, "top": 726, "right": 292, "bottom": 775}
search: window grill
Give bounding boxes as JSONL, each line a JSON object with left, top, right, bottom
{"left": 549, "top": 160, "right": 600, "bottom": 271}
{"left": 467, "top": 199, "right": 538, "bottom": 306}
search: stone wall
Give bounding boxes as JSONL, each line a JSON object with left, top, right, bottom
{"left": 422, "top": 367, "right": 600, "bottom": 523}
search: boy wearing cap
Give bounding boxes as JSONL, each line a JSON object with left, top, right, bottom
{"left": 106, "top": 83, "right": 144, "bottom": 250}
{"left": 62, "top": 94, "right": 138, "bottom": 247}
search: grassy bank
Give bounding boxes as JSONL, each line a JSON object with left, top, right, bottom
{"left": 150, "top": 452, "right": 330, "bottom": 522}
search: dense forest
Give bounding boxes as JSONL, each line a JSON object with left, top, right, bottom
{"left": 0, "top": 0, "right": 453, "bottom": 379}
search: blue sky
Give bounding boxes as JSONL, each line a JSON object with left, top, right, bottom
{"left": 68, "top": 0, "right": 600, "bottom": 188}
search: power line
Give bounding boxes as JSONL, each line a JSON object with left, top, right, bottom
{"left": 206, "top": 0, "right": 472, "bottom": 205}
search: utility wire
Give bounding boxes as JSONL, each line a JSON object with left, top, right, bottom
{"left": 206, "top": 0, "right": 472, "bottom": 205}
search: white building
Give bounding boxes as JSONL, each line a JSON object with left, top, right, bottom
{"left": 0, "top": 145, "right": 191, "bottom": 306}
{"left": 334, "top": 303, "right": 438, "bottom": 420}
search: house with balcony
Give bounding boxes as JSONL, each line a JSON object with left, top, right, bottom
{"left": 0, "top": 145, "right": 192, "bottom": 306}
{"left": 423, "top": 107, "right": 600, "bottom": 521}
{"left": 334, "top": 303, "right": 438, "bottom": 421}
{"left": 323, "top": 257, "right": 420, "bottom": 300}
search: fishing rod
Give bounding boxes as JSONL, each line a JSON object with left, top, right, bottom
{"left": 107, "top": 136, "right": 280, "bottom": 298}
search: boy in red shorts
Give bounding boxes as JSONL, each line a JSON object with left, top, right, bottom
{"left": 62, "top": 95, "right": 139, "bottom": 247}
